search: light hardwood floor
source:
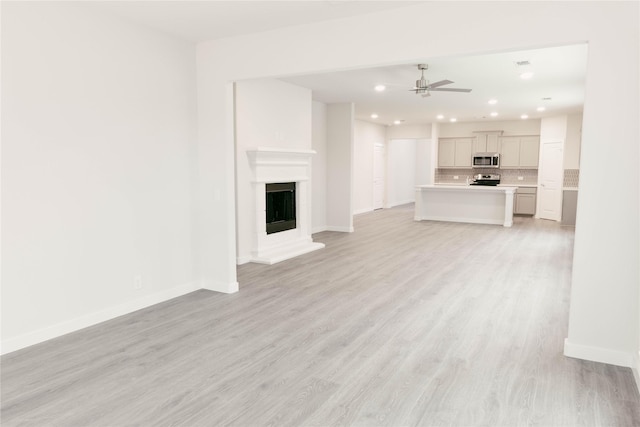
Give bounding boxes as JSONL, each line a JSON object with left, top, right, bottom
{"left": 2, "top": 204, "right": 639, "bottom": 426}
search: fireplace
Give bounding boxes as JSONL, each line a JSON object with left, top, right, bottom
{"left": 245, "top": 147, "right": 324, "bottom": 265}
{"left": 266, "top": 182, "right": 296, "bottom": 234}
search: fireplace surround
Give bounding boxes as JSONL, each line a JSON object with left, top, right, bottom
{"left": 246, "top": 147, "right": 324, "bottom": 264}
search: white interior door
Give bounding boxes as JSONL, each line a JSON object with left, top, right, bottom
{"left": 373, "top": 145, "right": 385, "bottom": 209}
{"left": 538, "top": 141, "right": 564, "bottom": 221}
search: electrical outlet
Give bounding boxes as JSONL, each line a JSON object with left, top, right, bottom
{"left": 134, "top": 275, "right": 143, "bottom": 290}
{"left": 518, "top": 176, "right": 524, "bottom": 181}
{"left": 453, "top": 175, "right": 459, "bottom": 180}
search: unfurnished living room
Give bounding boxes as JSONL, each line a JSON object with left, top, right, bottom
{"left": 1, "top": 2, "right": 639, "bottom": 426}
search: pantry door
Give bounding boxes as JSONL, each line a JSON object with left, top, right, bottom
{"left": 538, "top": 141, "right": 564, "bottom": 221}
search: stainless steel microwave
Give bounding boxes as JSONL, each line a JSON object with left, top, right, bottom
{"left": 472, "top": 152, "right": 500, "bottom": 168}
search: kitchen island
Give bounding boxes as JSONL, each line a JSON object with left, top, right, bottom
{"left": 414, "top": 184, "right": 517, "bottom": 227}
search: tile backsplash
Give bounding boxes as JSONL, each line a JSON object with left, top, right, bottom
{"left": 435, "top": 168, "right": 538, "bottom": 185}
{"left": 564, "top": 169, "right": 579, "bottom": 188}
{"left": 435, "top": 168, "right": 580, "bottom": 187}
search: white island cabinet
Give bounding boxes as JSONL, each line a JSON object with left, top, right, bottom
{"left": 415, "top": 185, "right": 517, "bottom": 227}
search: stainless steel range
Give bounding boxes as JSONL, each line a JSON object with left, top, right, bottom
{"left": 470, "top": 173, "right": 501, "bottom": 186}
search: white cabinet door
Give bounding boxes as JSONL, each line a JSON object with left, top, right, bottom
{"left": 486, "top": 134, "right": 500, "bottom": 152}
{"left": 473, "top": 135, "right": 487, "bottom": 153}
{"left": 438, "top": 139, "right": 456, "bottom": 167}
{"left": 517, "top": 194, "right": 537, "bottom": 214}
{"left": 500, "top": 137, "right": 520, "bottom": 168}
{"left": 514, "top": 191, "right": 537, "bottom": 214}
{"left": 519, "top": 136, "right": 540, "bottom": 168}
{"left": 454, "top": 138, "right": 473, "bottom": 167}
{"left": 500, "top": 136, "right": 539, "bottom": 169}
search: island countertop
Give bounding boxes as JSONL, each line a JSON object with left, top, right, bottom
{"left": 415, "top": 185, "right": 516, "bottom": 227}
{"left": 422, "top": 184, "right": 518, "bottom": 192}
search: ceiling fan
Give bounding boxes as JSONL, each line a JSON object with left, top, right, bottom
{"left": 411, "top": 64, "right": 472, "bottom": 97}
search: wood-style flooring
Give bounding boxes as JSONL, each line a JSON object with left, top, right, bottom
{"left": 2, "top": 204, "right": 639, "bottom": 426}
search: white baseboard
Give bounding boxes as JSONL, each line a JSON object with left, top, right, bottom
{"left": 388, "top": 199, "right": 415, "bottom": 208}
{"left": 353, "top": 207, "right": 373, "bottom": 215}
{"left": 563, "top": 338, "right": 634, "bottom": 368}
{"left": 201, "top": 279, "right": 239, "bottom": 294}
{"left": 0, "top": 281, "right": 200, "bottom": 355}
{"left": 325, "top": 225, "right": 354, "bottom": 233}
{"left": 415, "top": 215, "right": 504, "bottom": 226}
{"left": 312, "top": 225, "right": 328, "bottom": 234}
{"left": 236, "top": 255, "right": 251, "bottom": 265}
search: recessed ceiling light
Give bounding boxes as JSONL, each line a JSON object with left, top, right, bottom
{"left": 536, "top": 106, "right": 546, "bottom": 112}
{"left": 521, "top": 114, "right": 529, "bottom": 119}
{"left": 490, "top": 112, "right": 498, "bottom": 117}
{"left": 542, "top": 97, "right": 552, "bottom": 101}
{"left": 371, "top": 113, "right": 379, "bottom": 119}
{"left": 520, "top": 72, "right": 534, "bottom": 80}
{"left": 393, "top": 119, "right": 402, "bottom": 125}
{"left": 436, "top": 114, "right": 444, "bottom": 120}
{"left": 450, "top": 118, "right": 457, "bottom": 122}
{"left": 488, "top": 99, "right": 498, "bottom": 105}
{"left": 374, "top": 85, "right": 386, "bottom": 92}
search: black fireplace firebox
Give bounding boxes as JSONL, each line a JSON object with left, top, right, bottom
{"left": 266, "top": 182, "right": 296, "bottom": 234}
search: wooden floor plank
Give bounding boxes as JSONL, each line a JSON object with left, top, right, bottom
{"left": 2, "top": 204, "right": 639, "bottom": 426}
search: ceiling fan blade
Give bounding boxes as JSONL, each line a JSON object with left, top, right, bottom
{"left": 427, "top": 79, "right": 454, "bottom": 89}
{"left": 430, "top": 87, "right": 472, "bottom": 93}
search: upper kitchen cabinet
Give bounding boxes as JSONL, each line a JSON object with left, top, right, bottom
{"left": 499, "top": 135, "right": 540, "bottom": 169}
{"left": 438, "top": 138, "right": 473, "bottom": 168}
{"left": 473, "top": 131, "right": 502, "bottom": 153}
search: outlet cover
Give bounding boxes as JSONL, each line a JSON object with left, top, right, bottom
{"left": 134, "top": 275, "right": 143, "bottom": 290}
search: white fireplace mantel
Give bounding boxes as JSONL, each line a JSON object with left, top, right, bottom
{"left": 246, "top": 147, "right": 324, "bottom": 264}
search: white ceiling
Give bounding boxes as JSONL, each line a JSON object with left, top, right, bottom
{"left": 92, "top": 1, "right": 417, "bottom": 42}
{"left": 91, "top": 1, "right": 588, "bottom": 126}
{"left": 281, "top": 44, "right": 588, "bottom": 125}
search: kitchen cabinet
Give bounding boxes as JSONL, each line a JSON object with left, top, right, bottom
{"left": 514, "top": 187, "right": 537, "bottom": 215}
{"left": 499, "top": 136, "right": 540, "bottom": 169}
{"left": 519, "top": 136, "right": 540, "bottom": 167}
{"left": 473, "top": 131, "right": 501, "bottom": 153}
{"left": 438, "top": 138, "right": 473, "bottom": 168}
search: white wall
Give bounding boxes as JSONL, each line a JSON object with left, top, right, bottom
{"left": 387, "top": 139, "right": 417, "bottom": 207}
{"left": 234, "top": 79, "right": 312, "bottom": 263}
{"left": 564, "top": 113, "right": 583, "bottom": 169}
{"left": 196, "top": 1, "right": 639, "bottom": 370}
{"left": 415, "top": 139, "right": 434, "bottom": 185}
{"left": 326, "top": 103, "right": 354, "bottom": 232}
{"left": 353, "top": 120, "right": 386, "bottom": 214}
{"left": 2, "top": 3, "right": 198, "bottom": 352}
{"left": 386, "top": 124, "right": 432, "bottom": 140}
{"left": 437, "top": 119, "right": 541, "bottom": 137}
{"left": 311, "top": 101, "right": 328, "bottom": 233}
